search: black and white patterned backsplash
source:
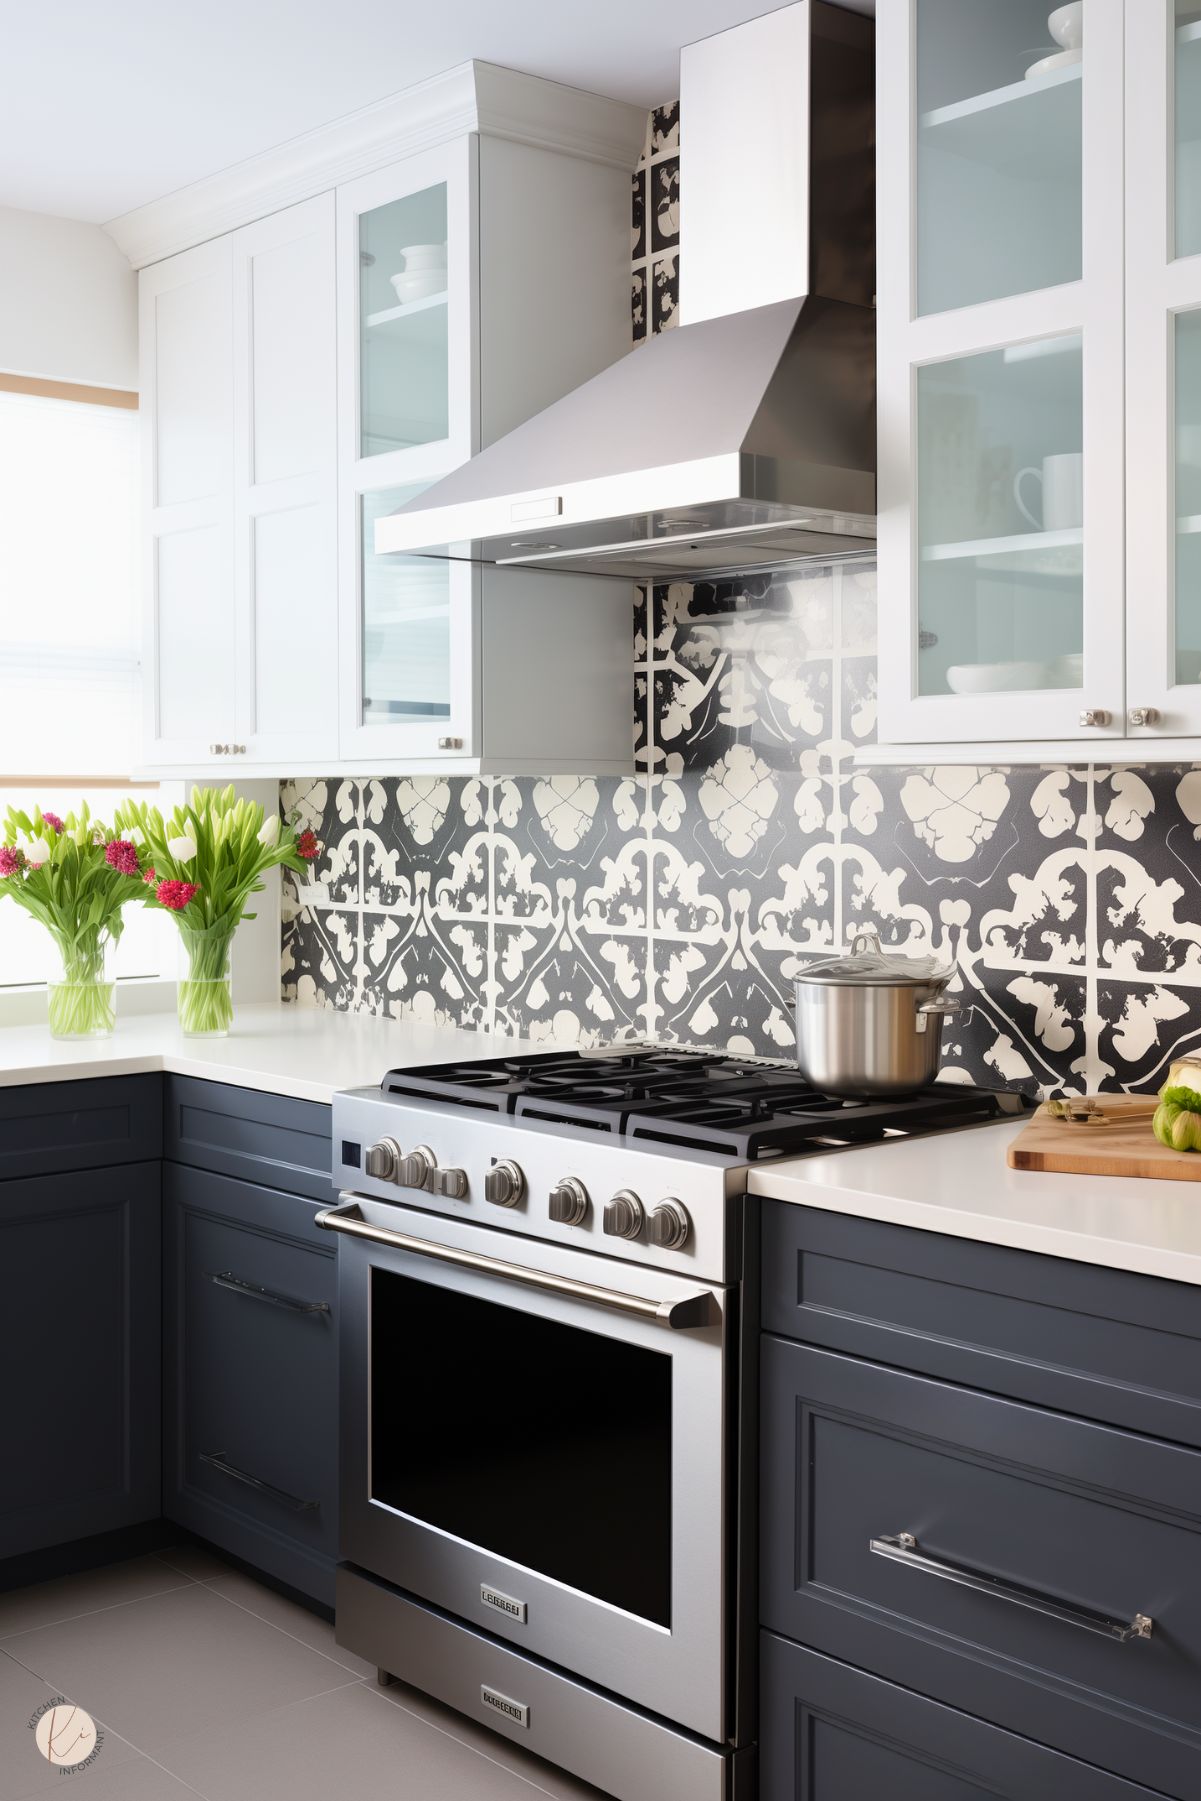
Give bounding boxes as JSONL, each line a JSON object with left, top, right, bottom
{"left": 280, "top": 96, "right": 1201, "bottom": 1095}
{"left": 281, "top": 558, "right": 1201, "bottom": 1095}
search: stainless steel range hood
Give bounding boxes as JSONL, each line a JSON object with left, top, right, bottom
{"left": 376, "top": 1, "right": 875, "bottom": 581}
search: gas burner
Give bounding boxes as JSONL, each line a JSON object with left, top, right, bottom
{"left": 383, "top": 1049, "right": 1028, "bottom": 1161}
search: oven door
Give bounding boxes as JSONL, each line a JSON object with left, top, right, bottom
{"left": 320, "top": 1195, "right": 732, "bottom": 1741}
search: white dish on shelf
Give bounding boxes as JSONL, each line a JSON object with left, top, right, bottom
{"left": 1046, "top": 651, "right": 1084, "bottom": 687}
{"left": 1025, "top": 46, "right": 1082, "bottom": 80}
{"left": 398, "top": 242, "right": 448, "bottom": 271}
{"left": 389, "top": 270, "right": 448, "bottom": 304}
{"left": 946, "top": 661, "right": 1050, "bottom": 695}
{"left": 1048, "top": 4, "right": 1083, "bottom": 51}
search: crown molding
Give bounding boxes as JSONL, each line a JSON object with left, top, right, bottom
{"left": 105, "top": 60, "right": 646, "bottom": 269}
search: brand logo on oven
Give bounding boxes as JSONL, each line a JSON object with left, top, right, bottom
{"left": 481, "top": 1686, "right": 529, "bottom": 1728}
{"left": 480, "top": 1584, "right": 527, "bottom": 1623}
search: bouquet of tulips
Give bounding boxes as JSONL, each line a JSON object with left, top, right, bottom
{"left": 0, "top": 803, "right": 147, "bottom": 1037}
{"left": 116, "top": 785, "right": 318, "bottom": 1036}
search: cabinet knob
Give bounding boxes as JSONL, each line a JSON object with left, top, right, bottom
{"left": 210, "top": 743, "right": 226, "bottom": 755}
{"left": 1078, "top": 709, "right": 1110, "bottom": 728}
{"left": 437, "top": 736, "right": 463, "bottom": 751}
{"left": 1127, "top": 707, "right": 1160, "bottom": 728}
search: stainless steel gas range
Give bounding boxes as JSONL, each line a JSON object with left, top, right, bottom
{"left": 321, "top": 1050, "right": 1023, "bottom": 1801}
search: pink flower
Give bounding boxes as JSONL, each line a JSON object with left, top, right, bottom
{"left": 104, "top": 839, "right": 139, "bottom": 875}
{"left": 143, "top": 865, "right": 157, "bottom": 886}
{"left": 0, "top": 846, "right": 25, "bottom": 877}
{"left": 296, "top": 829, "right": 320, "bottom": 862}
{"left": 41, "top": 812, "right": 64, "bottom": 834}
{"left": 156, "top": 879, "right": 199, "bottom": 911}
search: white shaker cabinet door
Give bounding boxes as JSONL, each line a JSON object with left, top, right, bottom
{"left": 231, "top": 195, "right": 338, "bottom": 765}
{"left": 140, "top": 239, "right": 236, "bottom": 765}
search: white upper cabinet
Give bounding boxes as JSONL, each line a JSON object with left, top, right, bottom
{"left": 141, "top": 238, "right": 236, "bottom": 766}
{"left": 1124, "top": 1, "right": 1201, "bottom": 739}
{"left": 232, "top": 195, "right": 338, "bottom": 766}
{"left": 877, "top": 0, "right": 1129, "bottom": 752}
{"left": 133, "top": 65, "right": 644, "bottom": 776}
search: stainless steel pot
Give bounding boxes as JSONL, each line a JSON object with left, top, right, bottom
{"left": 792, "top": 926, "right": 960, "bottom": 1098}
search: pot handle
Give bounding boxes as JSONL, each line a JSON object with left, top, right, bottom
{"left": 915, "top": 994, "right": 961, "bottom": 1035}
{"left": 849, "top": 923, "right": 882, "bottom": 957}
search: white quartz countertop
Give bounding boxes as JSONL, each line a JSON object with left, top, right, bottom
{"left": 749, "top": 1117, "right": 1201, "bottom": 1287}
{"left": 0, "top": 1004, "right": 533, "bottom": 1106}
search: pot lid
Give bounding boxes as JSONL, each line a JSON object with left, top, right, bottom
{"left": 796, "top": 925, "right": 955, "bottom": 987}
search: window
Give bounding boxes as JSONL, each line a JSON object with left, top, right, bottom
{"left": 0, "top": 385, "right": 139, "bottom": 775}
{"left": 0, "top": 384, "right": 172, "bottom": 988}
{"left": 0, "top": 783, "right": 175, "bottom": 989}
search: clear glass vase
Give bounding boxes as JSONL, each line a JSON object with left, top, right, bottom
{"left": 177, "top": 924, "right": 235, "bottom": 1038}
{"left": 48, "top": 940, "right": 115, "bottom": 1039}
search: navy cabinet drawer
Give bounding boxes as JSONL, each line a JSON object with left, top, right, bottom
{"left": 760, "top": 1200, "right": 1201, "bottom": 1449}
{"left": 163, "top": 1163, "right": 338, "bottom": 1604}
{"left": 761, "top": 1636, "right": 1165, "bottom": 1801}
{"left": 164, "top": 1076, "right": 332, "bottom": 1201}
{"left": 0, "top": 1076, "right": 161, "bottom": 1180}
{"left": 761, "top": 1339, "right": 1201, "bottom": 1800}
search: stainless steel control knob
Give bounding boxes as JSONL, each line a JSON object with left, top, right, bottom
{"left": 549, "top": 1177, "right": 589, "bottom": 1227}
{"left": 397, "top": 1146, "right": 435, "bottom": 1190}
{"left": 431, "top": 1166, "right": 468, "bottom": 1199}
{"left": 364, "top": 1138, "right": 402, "bottom": 1182}
{"left": 484, "top": 1161, "right": 525, "bottom": 1207}
{"left": 648, "top": 1199, "right": 690, "bottom": 1251}
{"left": 603, "top": 1190, "right": 645, "bottom": 1240}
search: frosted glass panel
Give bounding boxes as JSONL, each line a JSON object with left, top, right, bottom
{"left": 1177, "top": 3, "right": 1201, "bottom": 258}
{"left": 361, "top": 486, "right": 451, "bottom": 725}
{"left": 916, "top": 335, "right": 1084, "bottom": 698}
{"left": 359, "top": 185, "right": 449, "bottom": 459}
{"left": 1175, "top": 311, "right": 1201, "bottom": 683}
{"left": 916, "top": 0, "right": 1083, "bottom": 315}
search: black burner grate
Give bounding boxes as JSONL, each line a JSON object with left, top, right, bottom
{"left": 382, "top": 1049, "right": 1027, "bottom": 1160}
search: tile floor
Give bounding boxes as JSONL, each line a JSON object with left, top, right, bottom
{"left": 0, "top": 1546, "right": 605, "bottom": 1800}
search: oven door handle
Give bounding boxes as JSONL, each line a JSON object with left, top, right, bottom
{"left": 314, "top": 1200, "right": 716, "bottom": 1330}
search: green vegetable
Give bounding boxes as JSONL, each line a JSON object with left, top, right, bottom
{"left": 1153, "top": 1085, "right": 1201, "bottom": 1152}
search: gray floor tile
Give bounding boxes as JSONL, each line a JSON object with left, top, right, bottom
{"left": 152, "top": 1545, "right": 234, "bottom": 1582}
{"left": 1, "top": 1585, "right": 360, "bottom": 1757}
{"left": 202, "top": 1570, "right": 375, "bottom": 1679}
{"left": 0, "top": 1557, "right": 195, "bottom": 1642}
{"left": 0, "top": 1649, "right": 143, "bottom": 1801}
{"left": 374, "top": 1679, "right": 607, "bottom": 1800}
{"left": 153, "top": 1678, "right": 568, "bottom": 1801}
{"left": 12, "top": 1755, "right": 204, "bottom": 1801}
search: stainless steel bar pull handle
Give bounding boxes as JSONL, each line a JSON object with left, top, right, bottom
{"left": 200, "top": 1451, "right": 319, "bottom": 1513}
{"left": 206, "top": 1270, "right": 330, "bottom": 1315}
{"left": 869, "top": 1533, "right": 1153, "bottom": 1643}
{"left": 315, "top": 1200, "right": 714, "bottom": 1330}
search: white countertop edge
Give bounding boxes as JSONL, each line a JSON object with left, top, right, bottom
{"left": 748, "top": 1119, "right": 1201, "bottom": 1288}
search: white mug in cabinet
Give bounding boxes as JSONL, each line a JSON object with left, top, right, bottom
{"left": 1013, "top": 452, "right": 1083, "bottom": 532}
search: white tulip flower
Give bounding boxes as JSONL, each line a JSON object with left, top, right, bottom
{"left": 167, "top": 834, "right": 197, "bottom": 862}
{"left": 129, "top": 826, "right": 144, "bottom": 846}
{"left": 257, "top": 815, "right": 281, "bottom": 848}
{"left": 23, "top": 838, "right": 51, "bottom": 867}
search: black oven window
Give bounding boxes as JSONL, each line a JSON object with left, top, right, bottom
{"left": 370, "top": 1270, "right": 673, "bottom": 1626}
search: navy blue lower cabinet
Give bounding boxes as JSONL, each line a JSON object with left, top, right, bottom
{"left": 0, "top": 1162, "right": 161, "bottom": 1561}
{"left": 162, "top": 1161, "right": 338, "bottom": 1605}
{"left": 760, "top": 1336, "right": 1201, "bottom": 1800}
{"left": 760, "top": 1634, "right": 1166, "bottom": 1800}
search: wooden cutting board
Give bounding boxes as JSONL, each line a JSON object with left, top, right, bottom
{"left": 1008, "top": 1095, "right": 1201, "bottom": 1181}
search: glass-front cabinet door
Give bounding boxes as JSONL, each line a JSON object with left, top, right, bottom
{"left": 878, "top": 0, "right": 1126, "bottom": 744}
{"left": 338, "top": 481, "right": 477, "bottom": 762}
{"left": 1125, "top": 1, "right": 1201, "bottom": 737}
{"left": 336, "top": 138, "right": 479, "bottom": 762}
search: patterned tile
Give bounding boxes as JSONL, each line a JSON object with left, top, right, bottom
{"left": 940, "top": 966, "right": 1089, "bottom": 1097}
{"left": 281, "top": 904, "right": 360, "bottom": 1011}
{"left": 651, "top": 254, "right": 679, "bottom": 332}
{"left": 650, "top": 156, "right": 680, "bottom": 251}
{"left": 1093, "top": 765, "right": 1201, "bottom": 979}
{"left": 631, "top": 268, "right": 647, "bottom": 343}
{"left": 1096, "top": 977, "right": 1201, "bottom": 1092}
{"left": 631, "top": 169, "right": 646, "bottom": 261}
{"left": 280, "top": 777, "right": 361, "bottom": 905}
{"left": 651, "top": 100, "right": 680, "bottom": 157}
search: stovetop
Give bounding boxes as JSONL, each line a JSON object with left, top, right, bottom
{"left": 382, "top": 1048, "right": 1028, "bottom": 1162}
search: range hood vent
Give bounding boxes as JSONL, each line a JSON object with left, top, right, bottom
{"left": 377, "top": 2, "right": 875, "bottom": 581}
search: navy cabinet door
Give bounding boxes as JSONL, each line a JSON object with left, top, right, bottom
{"left": 0, "top": 1163, "right": 161, "bottom": 1560}
{"left": 162, "top": 1162, "right": 338, "bottom": 1604}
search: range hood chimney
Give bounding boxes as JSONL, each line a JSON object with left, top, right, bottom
{"left": 377, "top": 1, "right": 875, "bottom": 580}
